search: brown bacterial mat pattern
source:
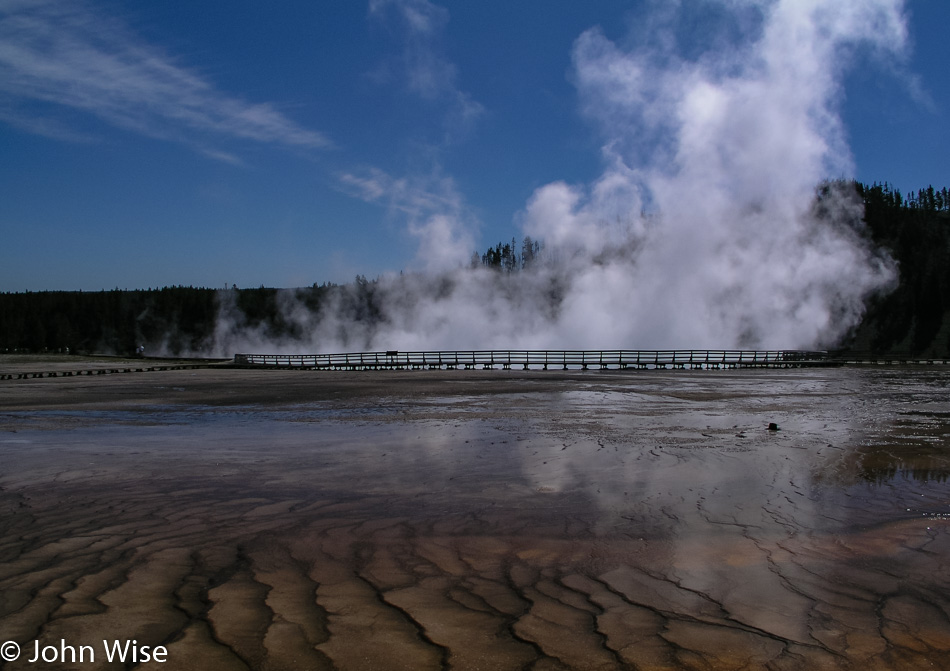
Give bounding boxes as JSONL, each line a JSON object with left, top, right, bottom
{"left": 1, "top": 361, "right": 949, "bottom": 670}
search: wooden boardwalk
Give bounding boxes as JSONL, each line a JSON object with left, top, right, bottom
{"left": 233, "top": 349, "right": 834, "bottom": 371}
{"left": 0, "top": 363, "right": 215, "bottom": 381}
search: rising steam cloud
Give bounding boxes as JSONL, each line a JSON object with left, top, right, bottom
{"left": 214, "top": 0, "right": 903, "bottom": 355}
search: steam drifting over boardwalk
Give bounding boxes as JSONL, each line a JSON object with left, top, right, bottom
{"left": 234, "top": 349, "right": 834, "bottom": 371}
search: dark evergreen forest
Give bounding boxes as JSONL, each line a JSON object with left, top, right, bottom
{"left": 848, "top": 182, "right": 950, "bottom": 355}
{"left": 2, "top": 181, "right": 949, "bottom": 357}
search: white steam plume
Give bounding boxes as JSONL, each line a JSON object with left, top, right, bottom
{"left": 213, "top": 0, "right": 902, "bottom": 355}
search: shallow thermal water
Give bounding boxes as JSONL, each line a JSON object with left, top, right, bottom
{"left": 1, "top": 367, "right": 949, "bottom": 670}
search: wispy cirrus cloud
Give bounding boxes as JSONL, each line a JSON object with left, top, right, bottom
{"left": 338, "top": 166, "right": 478, "bottom": 272}
{"left": 0, "top": 0, "right": 329, "bottom": 157}
{"left": 350, "top": 1, "right": 483, "bottom": 271}
{"left": 368, "top": 0, "right": 484, "bottom": 140}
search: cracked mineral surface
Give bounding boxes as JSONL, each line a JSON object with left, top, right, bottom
{"left": 1, "top": 360, "right": 949, "bottom": 670}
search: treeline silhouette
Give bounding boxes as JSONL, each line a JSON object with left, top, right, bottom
{"left": 848, "top": 182, "right": 950, "bottom": 355}
{"left": 2, "top": 181, "right": 949, "bottom": 357}
{"left": 0, "top": 285, "right": 220, "bottom": 356}
{"left": 474, "top": 236, "right": 543, "bottom": 271}
{"left": 0, "top": 280, "right": 382, "bottom": 356}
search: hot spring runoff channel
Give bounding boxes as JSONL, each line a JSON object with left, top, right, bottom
{"left": 0, "top": 365, "right": 948, "bottom": 670}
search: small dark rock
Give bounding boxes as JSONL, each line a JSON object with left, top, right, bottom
{"left": 767, "top": 422, "right": 780, "bottom": 431}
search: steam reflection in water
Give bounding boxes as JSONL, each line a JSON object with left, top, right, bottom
{"left": 1, "top": 368, "right": 949, "bottom": 670}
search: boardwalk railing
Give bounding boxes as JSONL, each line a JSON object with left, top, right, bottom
{"left": 233, "top": 350, "right": 832, "bottom": 371}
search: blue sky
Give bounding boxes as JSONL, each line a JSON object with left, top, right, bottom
{"left": 1, "top": 0, "right": 947, "bottom": 292}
